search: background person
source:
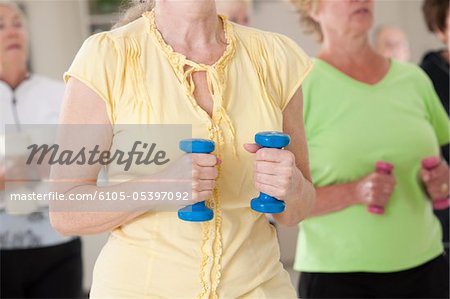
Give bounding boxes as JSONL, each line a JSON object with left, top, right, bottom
{"left": 374, "top": 24, "right": 411, "bottom": 62}
{"left": 0, "top": 2, "right": 83, "bottom": 298}
{"left": 289, "top": 0, "right": 449, "bottom": 298}
{"left": 420, "top": 0, "right": 450, "bottom": 261}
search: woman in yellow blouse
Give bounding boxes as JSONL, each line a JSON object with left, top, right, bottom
{"left": 50, "top": 0, "right": 315, "bottom": 298}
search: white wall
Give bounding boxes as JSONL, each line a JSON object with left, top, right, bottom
{"left": 24, "top": 0, "right": 86, "bottom": 80}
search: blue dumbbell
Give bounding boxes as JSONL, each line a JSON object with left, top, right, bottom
{"left": 178, "top": 139, "right": 215, "bottom": 222}
{"left": 251, "top": 132, "right": 291, "bottom": 214}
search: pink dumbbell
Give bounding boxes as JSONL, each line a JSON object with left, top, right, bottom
{"left": 367, "top": 161, "right": 394, "bottom": 215}
{"left": 422, "top": 157, "right": 450, "bottom": 210}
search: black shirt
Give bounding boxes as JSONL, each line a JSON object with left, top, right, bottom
{"left": 420, "top": 50, "right": 449, "bottom": 162}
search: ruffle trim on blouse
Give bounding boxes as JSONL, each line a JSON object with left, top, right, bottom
{"left": 143, "top": 10, "right": 236, "bottom": 298}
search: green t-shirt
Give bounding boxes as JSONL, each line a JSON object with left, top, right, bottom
{"left": 294, "top": 59, "right": 450, "bottom": 273}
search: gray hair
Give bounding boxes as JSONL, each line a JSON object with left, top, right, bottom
{"left": 112, "top": 0, "right": 154, "bottom": 29}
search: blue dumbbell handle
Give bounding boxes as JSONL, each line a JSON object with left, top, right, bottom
{"left": 178, "top": 139, "right": 215, "bottom": 222}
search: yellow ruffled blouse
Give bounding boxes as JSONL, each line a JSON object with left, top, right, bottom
{"left": 65, "top": 11, "right": 312, "bottom": 299}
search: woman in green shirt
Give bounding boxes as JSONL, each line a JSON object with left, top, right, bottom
{"left": 290, "top": 0, "right": 450, "bottom": 298}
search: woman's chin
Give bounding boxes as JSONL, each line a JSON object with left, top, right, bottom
{"left": 353, "top": 20, "right": 373, "bottom": 35}
{"left": 5, "top": 52, "right": 26, "bottom": 66}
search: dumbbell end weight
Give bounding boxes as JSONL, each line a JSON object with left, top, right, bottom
{"left": 178, "top": 201, "right": 214, "bottom": 222}
{"left": 251, "top": 193, "right": 286, "bottom": 214}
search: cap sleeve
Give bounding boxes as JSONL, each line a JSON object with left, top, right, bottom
{"left": 270, "top": 33, "right": 313, "bottom": 111}
{"left": 63, "top": 33, "right": 118, "bottom": 124}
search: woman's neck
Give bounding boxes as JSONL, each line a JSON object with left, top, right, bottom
{"left": 0, "top": 64, "right": 28, "bottom": 89}
{"left": 317, "top": 33, "right": 390, "bottom": 85}
{"left": 154, "top": 1, "right": 223, "bottom": 50}
{"left": 318, "top": 33, "right": 380, "bottom": 68}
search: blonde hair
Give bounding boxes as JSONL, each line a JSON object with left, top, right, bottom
{"left": 289, "top": 0, "right": 322, "bottom": 42}
{"left": 112, "top": 0, "right": 154, "bottom": 29}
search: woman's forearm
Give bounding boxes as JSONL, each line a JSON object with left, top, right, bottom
{"left": 50, "top": 209, "right": 144, "bottom": 236}
{"left": 273, "top": 172, "right": 316, "bottom": 226}
{"left": 310, "top": 182, "right": 361, "bottom": 217}
{"left": 50, "top": 183, "right": 146, "bottom": 236}
{"left": 50, "top": 177, "right": 187, "bottom": 236}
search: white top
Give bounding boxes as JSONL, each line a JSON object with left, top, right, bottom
{"left": 0, "top": 74, "right": 73, "bottom": 249}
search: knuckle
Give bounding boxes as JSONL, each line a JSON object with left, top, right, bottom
{"left": 209, "top": 155, "right": 218, "bottom": 165}
{"left": 286, "top": 151, "right": 295, "bottom": 164}
{"left": 192, "top": 180, "right": 200, "bottom": 191}
{"left": 199, "top": 191, "right": 212, "bottom": 201}
{"left": 207, "top": 180, "right": 215, "bottom": 190}
{"left": 255, "top": 181, "right": 265, "bottom": 191}
{"left": 192, "top": 168, "right": 200, "bottom": 179}
{"left": 286, "top": 168, "right": 294, "bottom": 180}
{"left": 255, "top": 173, "right": 264, "bottom": 182}
{"left": 191, "top": 191, "right": 199, "bottom": 201}
{"left": 191, "top": 154, "right": 199, "bottom": 163}
{"left": 279, "top": 166, "right": 291, "bottom": 176}
{"left": 258, "top": 148, "right": 271, "bottom": 160}
{"left": 277, "top": 189, "right": 287, "bottom": 198}
{"left": 279, "top": 177, "right": 290, "bottom": 188}
{"left": 254, "top": 161, "right": 262, "bottom": 172}
{"left": 211, "top": 168, "right": 219, "bottom": 179}
{"left": 201, "top": 155, "right": 212, "bottom": 166}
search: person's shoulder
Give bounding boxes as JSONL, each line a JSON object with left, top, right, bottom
{"left": 390, "top": 60, "right": 435, "bottom": 92}
{"left": 81, "top": 15, "right": 147, "bottom": 47}
{"left": 233, "top": 24, "right": 313, "bottom": 75}
{"left": 421, "top": 50, "right": 439, "bottom": 61}
{"left": 231, "top": 22, "right": 270, "bottom": 39}
{"left": 420, "top": 50, "right": 443, "bottom": 63}
{"left": 420, "top": 50, "right": 447, "bottom": 71}
{"left": 75, "top": 25, "right": 133, "bottom": 61}
{"left": 108, "top": 15, "right": 148, "bottom": 40}
{"left": 392, "top": 60, "right": 431, "bottom": 81}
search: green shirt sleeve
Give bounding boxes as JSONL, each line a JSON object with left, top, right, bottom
{"left": 422, "top": 71, "right": 450, "bottom": 146}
